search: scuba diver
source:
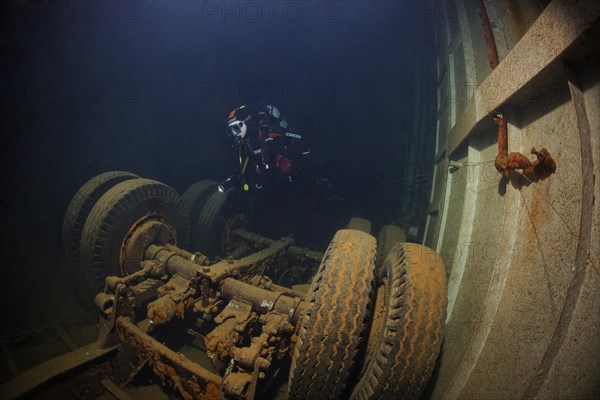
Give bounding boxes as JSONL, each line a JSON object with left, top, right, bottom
{"left": 217, "top": 104, "right": 346, "bottom": 241}
{"left": 218, "top": 104, "right": 311, "bottom": 194}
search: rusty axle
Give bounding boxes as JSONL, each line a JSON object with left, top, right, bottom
{"left": 220, "top": 278, "right": 304, "bottom": 325}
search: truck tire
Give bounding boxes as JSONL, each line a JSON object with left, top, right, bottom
{"left": 192, "top": 187, "right": 246, "bottom": 258}
{"left": 181, "top": 180, "right": 219, "bottom": 254}
{"left": 62, "top": 171, "right": 139, "bottom": 275}
{"left": 350, "top": 243, "right": 447, "bottom": 400}
{"left": 288, "top": 229, "right": 376, "bottom": 400}
{"left": 375, "top": 225, "right": 407, "bottom": 267}
{"left": 80, "top": 178, "right": 190, "bottom": 292}
{"left": 346, "top": 217, "right": 372, "bottom": 234}
{"left": 181, "top": 180, "right": 218, "bottom": 228}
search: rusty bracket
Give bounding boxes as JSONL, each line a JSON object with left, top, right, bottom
{"left": 223, "top": 344, "right": 269, "bottom": 400}
{"left": 205, "top": 299, "right": 255, "bottom": 363}
{"left": 494, "top": 113, "right": 557, "bottom": 180}
{"left": 214, "top": 278, "right": 301, "bottom": 398}
{"left": 147, "top": 273, "right": 197, "bottom": 326}
{"left": 95, "top": 282, "right": 133, "bottom": 348}
{"left": 105, "top": 260, "right": 162, "bottom": 293}
{"left": 129, "top": 278, "right": 162, "bottom": 308}
{"left": 223, "top": 323, "right": 283, "bottom": 399}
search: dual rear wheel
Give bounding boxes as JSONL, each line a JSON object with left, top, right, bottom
{"left": 63, "top": 174, "right": 246, "bottom": 294}
{"left": 63, "top": 175, "right": 447, "bottom": 398}
{"left": 288, "top": 224, "right": 447, "bottom": 400}
{"left": 62, "top": 173, "right": 190, "bottom": 293}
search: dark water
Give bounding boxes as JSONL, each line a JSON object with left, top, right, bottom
{"left": 0, "top": 0, "right": 437, "bottom": 392}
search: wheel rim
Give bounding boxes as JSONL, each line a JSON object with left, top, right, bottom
{"left": 120, "top": 215, "right": 177, "bottom": 275}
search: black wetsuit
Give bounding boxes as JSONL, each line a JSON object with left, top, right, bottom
{"left": 228, "top": 105, "right": 310, "bottom": 193}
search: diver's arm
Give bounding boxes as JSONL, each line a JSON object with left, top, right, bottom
{"left": 219, "top": 143, "right": 248, "bottom": 192}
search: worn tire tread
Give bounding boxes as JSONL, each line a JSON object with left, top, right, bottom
{"left": 192, "top": 188, "right": 243, "bottom": 257}
{"left": 81, "top": 178, "right": 189, "bottom": 292}
{"left": 351, "top": 243, "right": 447, "bottom": 400}
{"left": 181, "top": 180, "right": 217, "bottom": 227}
{"left": 62, "top": 171, "right": 139, "bottom": 273}
{"left": 288, "top": 229, "right": 376, "bottom": 400}
{"left": 375, "top": 225, "right": 407, "bottom": 268}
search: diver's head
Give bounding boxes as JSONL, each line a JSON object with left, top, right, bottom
{"left": 227, "top": 119, "right": 247, "bottom": 139}
{"left": 226, "top": 105, "right": 252, "bottom": 140}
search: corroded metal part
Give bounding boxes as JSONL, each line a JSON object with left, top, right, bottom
{"left": 165, "top": 243, "right": 210, "bottom": 266}
{"left": 105, "top": 260, "right": 161, "bottom": 292}
{"left": 129, "top": 278, "right": 162, "bottom": 308}
{"left": 251, "top": 275, "right": 307, "bottom": 300}
{"left": 147, "top": 274, "right": 196, "bottom": 325}
{"left": 233, "top": 229, "right": 324, "bottom": 263}
{"left": 222, "top": 372, "right": 252, "bottom": 399}
{"left": 205, "top": 300, "right": 253, "bottom": 361}
{"left": 80, "top": 226, "right": 318, "bottom": 399}
{"left": 116, "top": 316, "right": 223, "bottom": 400}
{"left": 146, "top": 235, "right": 319, "bottom": 288}
{"left": 221, "top": 278, "right": 303, "bottom": 325}
{"left": 209, "top": 238, "right": 292, "bottom": 282}
{"left": 231, "top": 228, "right": 274, "bottom": 248}
{"left": 146, "top": 244, "right": 202, "bottom": 281}
{"left": 96, "top": 282, "right": 133, "bottom": 348}
{"left": 286, "top": 245, "right": 323, "bottom": 264}
{"left": 229, "top": 334, "right": 268, "bottom": 370}
{"left": 477, "top": 0, "right": 499, "bottom": 69}
{"left": 120, "top": 217, "right": 176, "bottom": 276}
{"left": 494, "top": 114, "right": 557, "bottom": 180}
{"left": 94, "top": 292, "right": 116, "bottom": 316}
{"left": 0, "top": 227, "right": 318, "bottom": 400}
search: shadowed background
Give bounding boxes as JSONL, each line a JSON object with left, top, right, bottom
{"left": 0, "top": 1, "right": 436, "bottom": 335}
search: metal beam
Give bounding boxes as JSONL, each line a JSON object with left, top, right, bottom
{"left": 447, "top": 0, "right": 600, "bottom": 157}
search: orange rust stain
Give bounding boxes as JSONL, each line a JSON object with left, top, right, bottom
{"left": 494, "top": 114, "right": 556, "bottom": 181}
{"left": 203, "top": 383, "right": 221, "bottom": 399}
{"left": 507, "top": 152, "right": 533, "bottom": 175}
{"left": 524, "top": 179, "right": 542, "bottom": 260}
{"left": 147, "top": 303, "right": 169, "bottom": 323}
{"left": 176, "top": 301, "right": 186, "bottom": 318}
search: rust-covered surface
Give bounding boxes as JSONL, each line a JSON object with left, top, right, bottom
{"left": 426, "top": 1, "right": 600, "bottom": 399}
{"left": 493, "top": 113, "right": 556, "bottom": 180}
{"left": 83, "top": 229, "right": 318, "bottom": 399}
{"left": 0, "top": 224, "right": 324, "bottom": 399}
{"left": 116, "top": 316, "right": 223, "bottom": 400}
